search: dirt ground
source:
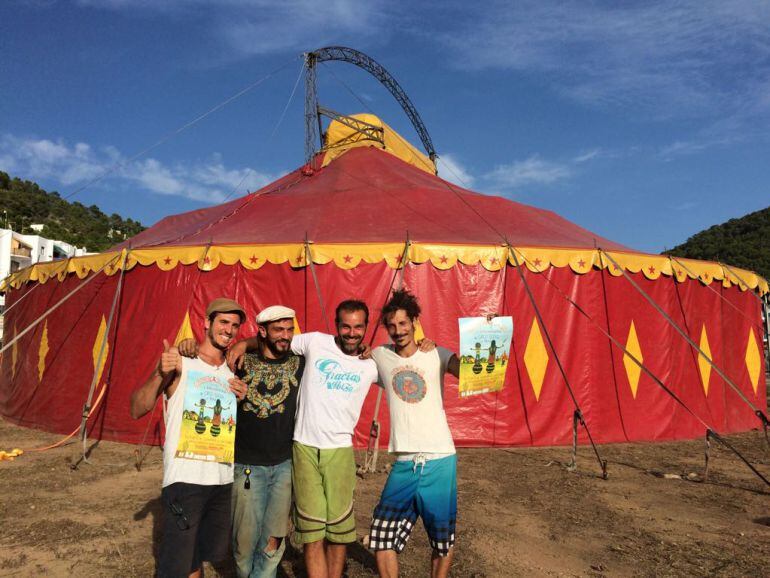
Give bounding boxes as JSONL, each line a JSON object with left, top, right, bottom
{"left": 1, "top": 411, "right": 769, "bottom": 578}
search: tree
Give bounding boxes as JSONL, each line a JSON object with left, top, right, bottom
{"left": 665, "top": 206, "right": 770, "bottom": 281}
{"left": 0, "top": 171, "right": 145, "bottom": 251}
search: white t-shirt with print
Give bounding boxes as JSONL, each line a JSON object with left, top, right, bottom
{"left": 291, "top": 332, "right": 378, "bottom": 449}
{"left": 371, "top": 345, "right": 456, "bottom": 455}
{"left": 162, "top": 356, "right": 235, "bottom": 488}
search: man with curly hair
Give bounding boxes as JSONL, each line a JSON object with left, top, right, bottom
{"left": 368, "top": 289, "right": 460, "bottom": 578}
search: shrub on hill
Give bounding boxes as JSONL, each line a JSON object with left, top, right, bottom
{"left": 0, "top": 171, "right": 145, "bottom": 252}
{"left": 665, "top": 206, "right": 770, "bottom": 281}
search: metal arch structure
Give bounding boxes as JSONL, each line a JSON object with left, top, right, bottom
{"left": 304, "top": 46, "right": 437, "bottom": 170}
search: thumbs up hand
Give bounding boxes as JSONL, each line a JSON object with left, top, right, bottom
{"left": 159, "top": 339, "right": 181, "bottom": 378}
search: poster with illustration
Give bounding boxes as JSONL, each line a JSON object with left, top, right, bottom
{"left": 176, "top": 370, "right": 237, "bottom": 463}
{"left": 458, "top": 316, "right": 513, "bottom": 397}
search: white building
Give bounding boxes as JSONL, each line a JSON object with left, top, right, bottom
{"left": 0, "top": 226, "right": 88, "bottom": 315}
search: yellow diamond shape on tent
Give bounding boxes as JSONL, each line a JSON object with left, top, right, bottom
{"left": 38, "top": 320, "right": 49, "bottom": 382}
{"left": 523, "top": 318, "right": 548, "bottom": 401}
{"left": 414, "top": 318, "right": 425, "bottom": 343}
{"left": 623, "top": 321, "right": 643, "bottom": 399}
{"left": 697, "top": 325, "right": 712, "bottom": 395}
{"left": 175, "top": 311, "right": 194, "bottom": 345}
{"left": 745, "top": 327, "right": 761, "bottom": 395}
{"left": 92, "top": 316, "right": 109, "bottom": 387}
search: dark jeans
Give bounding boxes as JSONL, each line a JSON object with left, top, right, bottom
{"left": 158, "top": 482, "right": 233, "bottom": 578}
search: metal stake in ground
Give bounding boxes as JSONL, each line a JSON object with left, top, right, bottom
{"left": 508, "top": 245, "right": 608, "bottom": 480}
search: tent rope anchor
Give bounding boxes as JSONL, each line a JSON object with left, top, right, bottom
{"left": 568, "top": 410, "right": 609, "bottom": 479}
{"left": 703, "top": 428, "right": 770, "bottom": 487}
{"left": 704, "top": 430, "right": 712, "bottom": 482}
{"left": 508, "top": 244, "right": 609, "bottom": 480}
{"left": 756, "top": 410, "right": 770, "bottom": 452}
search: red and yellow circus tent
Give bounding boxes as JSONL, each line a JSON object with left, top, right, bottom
{"left": 1, "top": 116, "right": 767, "bottom": 448}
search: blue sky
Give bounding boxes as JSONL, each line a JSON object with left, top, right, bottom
{"left": 2, "top": 0, "right": 769, "bottom": 253}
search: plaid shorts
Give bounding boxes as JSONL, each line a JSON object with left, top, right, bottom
{"left": 369, "top": 454, "right": 457, "bottom": 556}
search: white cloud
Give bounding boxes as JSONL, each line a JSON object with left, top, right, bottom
{"left": 0, "top": 134, "right": 274, "bottom": 203}
{"left": 670, "top": 201, "right": 699, "bottom": 212}
{"left": 436, "top": 153, "right": 475, "bottom": 188}
{"left": 132, "top": 158, "right": 185, "bottom": 197}
{"left": 485, "top": 155, "right": 572, "bottom": 189}
{"left": 439, "top": 0, "right": 770, "bottom": 118}
{"left": 572, "top": 149, "right": 601, "bottom": 164}
{"left": 77, "top": 0, "right": 396, "bottom": 57}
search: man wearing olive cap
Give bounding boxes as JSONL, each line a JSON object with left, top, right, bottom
{"left": 178, "top": 304, "right": 303, "bottom": 578}
{"left": 130, "top": 297, "right": 248, "bottom": 578}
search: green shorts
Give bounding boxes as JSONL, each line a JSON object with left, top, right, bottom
{"left": 292, "top": 441, "right": 357, "bottom": 544}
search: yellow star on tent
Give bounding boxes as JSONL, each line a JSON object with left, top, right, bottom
{"left": 745, "top": 327, "right": 761, "bottom": 395}
{"left": 38, "top": 321, "right": 49, "bottom": 382}
{"left": 623, "top": 321, "right": 643, "bottom": 399}
{"left": 523, "top": 318, "right": 548, "bottom": 401}
{"left": 697, "top": 325, "right": 712, "bottom": 395}
{"left": 92, "top": 316, "right": 109, "bottom": 387}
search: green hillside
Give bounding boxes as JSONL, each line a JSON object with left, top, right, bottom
{"left": 665, "top": 206, "right": 770, "bottom": 280}
{"left": 0, "top": 171, "right": 144, "bottom": 252}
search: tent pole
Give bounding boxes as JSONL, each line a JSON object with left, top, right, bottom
{"left": 601, "top": 250, "right": 769, "bottom": 432}
{"left": 670, "top": 256, "right": 764, "bottom": 333}
{"left": 2, "top": 266, "right": 47, "bottom": 317}
{"left": 76, "top": 249, "right": 130, "bottom": 466}
{"left": 764, "top": 295, "right": 770, "bottom": 370}
{"left": 720, "top": 262, "right": 765, "bottom": 306}
{"left": 512, "top": 247, "right": 770, "bottom": 487}
{"left": 360, "top": 235, "right": 411, "bottom": 476}
{"left": 597, "top": 250, "right": 630, "bottom": 441}
{"left": 305, "top": 236, "right": 331, "bottom": 333}
{"left": 507, "top": 245, "right": 608, "bottom": 479}
{"left": 0, "top": 253, "right": 122, "bottom": 356}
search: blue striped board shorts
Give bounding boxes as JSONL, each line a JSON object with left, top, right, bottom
{"left": 368, "top": 453, "right": 457, "bottom": 556}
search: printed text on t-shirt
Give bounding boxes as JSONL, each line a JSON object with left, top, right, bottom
{"left": 315, "top": 359, "right": 363, "bottom": 393}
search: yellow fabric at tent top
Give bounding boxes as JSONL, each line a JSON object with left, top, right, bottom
{"left": 2, "top": 244, "right": 768, "bottom": 296}
{"left": 321, "top": 113, "right": 436, "bottom": 175}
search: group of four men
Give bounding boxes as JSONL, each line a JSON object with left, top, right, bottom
{"left": 130, "top": 289, "right": 460, "bottom": 578}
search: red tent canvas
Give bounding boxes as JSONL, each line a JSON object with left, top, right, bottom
{"left": 1, "top": 120, "right": 767, "bottom": 448}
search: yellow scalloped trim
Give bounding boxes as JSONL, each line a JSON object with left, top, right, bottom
{"left": 2, "top": 244, "right": 767, "bottom": 295}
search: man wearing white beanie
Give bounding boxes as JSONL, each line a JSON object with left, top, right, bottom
{"left": 230, "top": 305, "right": 305, "bottom": 578}
{"left": 226, "top": 299, "right": 378, "bottom": 578}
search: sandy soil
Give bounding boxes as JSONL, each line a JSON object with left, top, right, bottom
{"left": 1, "top": 413, "right": 769, "bottom": 577}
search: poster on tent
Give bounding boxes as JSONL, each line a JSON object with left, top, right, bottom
{"left": 458, "top": 316, "right": 513, "bottom": 397}
{"left": 176, "top": 370, "right": 237, "bottom": 464}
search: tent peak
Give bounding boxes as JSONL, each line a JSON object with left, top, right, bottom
{"left": 319, "top": 112, "right": 436, "bottom": 175}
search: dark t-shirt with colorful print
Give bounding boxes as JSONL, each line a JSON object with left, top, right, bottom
{"left": 235, "top": 352, "right": 305, "bottom": 466}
